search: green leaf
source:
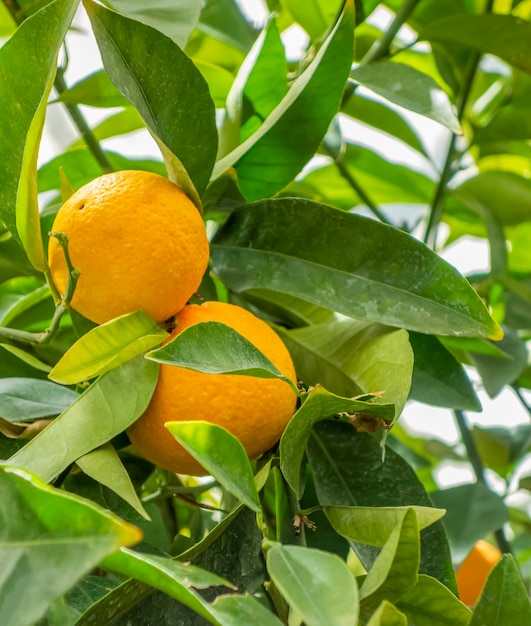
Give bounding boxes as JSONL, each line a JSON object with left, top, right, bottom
{"left": 76, "top": 444, "right": 149, "bottom": 520}
{"left": 0, "top": 377, "right": 78, "bottom": 422}
{"left": 282, "top": 318, "right": 412, "bottom": 418}
{"left": 166, "top": 421, "right": 261, "bottom": 512}
{"left": 470, "top": 555, "right": 531, "bottom": 625}
{"left": 350, "top": 63, "right": 460, "bottom": 132}
{"left": 6, "top": 356, "right": 159, "bottom": 482}
{"left": 210, "top": 594, "right": 284, "bottom": 626}
{"left": 0, "top": 0, "right": 79, "bottom": 269}
{"left": 146, "top": 321, "right": 296, "bottom": 390}
{"left": 266, "top": 543, "right": 360, "bottom": 626}
{"left": 367, "top": 601, "right": 407, "bottom": 626}
{"left": 0, "top": 276, "right": 49, "bottom": 326}
{"left": 430, "top": 483, "right": 509, "bottom": 564}
{"left": 360, "top": 508, "right": 419, "bottom": 612}
{"left": 324, "top": 505, "right": 446, "bottom": 547}
{"left": 49, "top": 310, "right": 168, "bottom": 385}
{"left": 0, "top": 343, "right": 51, "bottom": 374}
{"left": 419, "top": 14, "right": 531, "bottom": 74}
{"left": 199, "top": 0, "right": 256, "bottom": 54}
{"left": 105, "top": 0, "right": 201, "bottom": 47}
{"left": 307, "top": 421, "right": 456, "bottom": 593}
{"left": 408, "top": 332, "right": 481, "bottom": 411}
{"left": 280, "top": 385, "right": 395, "bottom": 497}
{"left": 397, "top": 575, "right": 471, "bottom": 625}
{"left": 56, "top": 69, "right": 129, "bottom": 107}
{"left": 84, "top": 0, "right": 217, "bottom": 197}
{"left": 283, "top": 0, "right": 343, "bottom": 39}
{"left": 213, "top": 0, "right": 354, "bottom": 201}
{"left": 0, "top": 466, "right": 141, "bottom": 626}
{"left": 211, "top": 199, "right": 502, "bottom": 340}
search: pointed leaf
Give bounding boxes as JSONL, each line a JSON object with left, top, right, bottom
{"left": 0, "top": 0, "right": 79, "bottom": 269}
{"left": 76, "top": 444, "right": 149, "bottom": 520}
{"left": 84, "top": 0, "right": 217, "bottom": 196}
{"left": 283, "top": 0, "right": 343, "bottom": 40}
{"left": 367, "top": 601, "right": 407, "bottom": 626}
{"left": 280, "top": 385, "right": 395, "bottom": 497}
{"left": 211, "top": 199, "right": 502, "bottom": 340}
{"left": 166, "top": 420, "right": 261, "bottom": 512}
{"left": 49, "top": 310, "right": 168, "bottom": 384}
{"left": 0, "top": 466, "right": 141, "bottom": 626}
{"left": 470, "top": 555, "right": 531, "bottom": 625}
{"left": 267, "top": 543, "right": 359, "bottom": 626}
{"left": 351, "top": 63, "right": 460, "bottom": 132}
{"left": 0, "top": 377, "right": 78, "bottom": 422}
{"left": 213, "top": 0, "right": 354, "bottom": 201}
{"left": 6, "top": 356, "right": 159, "bottom": 482}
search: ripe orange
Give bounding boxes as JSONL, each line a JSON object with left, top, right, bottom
{"left": 456, "top": 539, "right": 502, "bottom": 606}
{"left": 127, "top": 301, "right": 298, "bottom": 476}
{"left": 48, "top": 170, "right": 209, "bottom": 325}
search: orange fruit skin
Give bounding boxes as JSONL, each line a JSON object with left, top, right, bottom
{"left": 127, "top": 301, "right": 298, "bottom": 476}
{"left": 48, "top": 170, "right": 209, "bottom": 325}
{"left": 456, "top": 540, "right": 502, "bottom": 606}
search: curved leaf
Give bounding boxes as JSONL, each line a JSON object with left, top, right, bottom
{"left": 211, "top": 199, "right": 502, "bottom": 339}
{"left": 367, "top": 601, "right": 407, "bottom": 626}
{"left": 0, "top": 377, "right": 78, "bottom": 422}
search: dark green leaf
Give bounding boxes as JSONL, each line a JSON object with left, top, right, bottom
{"left": 307, "top": 421, "right": 456, "bottom": 592}
{"left": 199, "top": 0, "right": 256, "bottom": 53}
{"left": 0, "top": 0, "right": 79, "bottom": 269}
{"left": 211, "top": 199, "right": 502, "bottom": 339}
{"left": 0, "top": 377, "right": 77, "bottom": 422}
{"left": 84, "top": 0, "right": 217, "bottom": 197}
{"left": 0, "top": 466, "right": 141, "bottom": 626}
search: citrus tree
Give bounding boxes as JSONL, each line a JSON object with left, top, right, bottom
{"left": 2, "top": 0, "right": 531, "bottom": 624}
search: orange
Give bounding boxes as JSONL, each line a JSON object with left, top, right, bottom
{"left": 127, "top": 301, "right": 298, "bottom": 475}
{"left": 456, "top": 539, "right": 502, "bottom": 606}
{"left": 48, "top": 170, "right": 209, "bottom": 324}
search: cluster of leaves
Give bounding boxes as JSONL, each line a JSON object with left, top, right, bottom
{"left": 2, "top": 0, "right": 531, "bottom": 624}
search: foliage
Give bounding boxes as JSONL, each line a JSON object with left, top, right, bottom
{"left": 1, "top": 0, "right": 531, "bottom": 623}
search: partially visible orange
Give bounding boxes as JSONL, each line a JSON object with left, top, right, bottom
{"left": 127, "top": 301, "right": 298, "bottom": 476}
{"left": 48, "top": 170, "right": 209, "bottom": 324}
{"left": 456, "top": 539, "right": 502, "bottom": 606}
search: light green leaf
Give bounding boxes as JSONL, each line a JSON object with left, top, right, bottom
{"left": 6, "top": 356, "right": 159, "bottom": 482}
{"left": 0, "top": 276, "right": 49, "bottom": 326}
{"left": 210, "top": 594, "right": 284, "bottom": 626}
{"left": 267, "top": 543, "right": 359, "bottom": 626}
{"left": 283, "top": 0, "right": 343, "bottom": 39}
{"left": 84, "top": 0, "right": 217, "bottom": 197}
{"left": 213, "top": 0, "right": 354, "bottom": 201}
{"left": 211, "top": 199, "right": 502, "bottom": 340}
{"left": 0, "top": 466, "right": 141, "bottom": 626}
{"left": 0, "top": 377, "right": 78, "bottom": 422}
{"left": 350, "top": 62, "right": 460, "bottom": 132}
{"left": 76, "top": 444, "right": 149, "bottom": 520}
{"left": 56, "top": 69, "right": 129, "bottom": 107}
{"left": 367, "top": 601, "right": 407, "bottom": 626}
{"left": 166, "top": 420, "right": 261, "bottom": 512}
{"left": 49, "top": 310, "right": 167, "bottom": 385}
{"left": 0, "top": 0, "right": 79, "bottom": 269}
{"left": 280, "top": 385, "right": 394, "bottom": 497}
{"left": 397, "top": 575, "right": 471, "bottom": 625}
{"left": 324, "top": 505, "right": 445, "bottom": 547}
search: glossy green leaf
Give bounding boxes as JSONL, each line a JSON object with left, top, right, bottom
{"left": 0, "top": 0, "right": 79, "bottom": 269}
{"left": 325, "top": 505, "right": 445, "bottom": 547}
{"left": 105, "top": 0, "right": 201, "bottom": 47}
{"left": 0, "top": 343, "right": 51, "bottom": 374}
{"left": 211, "top": 199, "right": 502, "bottom": 340}
{"left": 0, "top": 377, "right": 77, "bottom": 422}
{"left": 419, "top": 14, "right": 531, "bottom": 74}
{"left": 397, "top": 575, "right": 471, "bottom": 625}
{"left": 367, "top": 601, "right": 407, "bottom": 626}
{"left": 199, "top": 0, "right": 256, "bottom": 53}
{"left": 408, "top": 332, "right": 481, "bottom": 411}
{"left": 84, "top": 0, "right": 217, "bottom": 197}
{"left": 76, "top": 444, "right": 149, "bottom": 520}
{"left": 56, "top": 69, "right": 129, "bottom": 107}
{"left": 267, "top": 543, "right": 359, "bottom": 626}
{"left": 244, "top": 289, "right": 335, "bottom": 327}
{"left": 360, "top": 508, "right": 419, "bottom": 613}
{"left": 430, "top": 483, "right": 509, "bottom": 564}
{"left": 68, "top": 108, "right": 145, "bottom": 147}
{"left": 282, "top": 318, "right": 412, "bottom": 417}
{"left": 166, "top": 421, "right": 261, "bottom": 512}
{"left": 146, "top": 321, "right": 295, "bottom": 391}
{"left": 214, "top": 0, "right": 354, "bottom": 201}
{"left": 350, "top": 63, "right": 460, "bottom": 132}
{"left": 470, "top": 555, "right": 531, "bottom": 625}
{"left": 49, "top": 310, "right": 167, "bottom": 385}
{"left": 307, "top": 421, "right": 456, "bottom": 592}
{"left": 283, "top": 0, "right": 343, "bottom": 39}
{"left": 6, "top": 356, "right": 159, "bottom": 482}
{"left": 280, "top": 385, "right": 395, "bottom": 497}
{"left": 0, "top": 466, "right": 141, "bottom": 626}
{"left": 0, "top": 276, "right": 49, "bottom": 325}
